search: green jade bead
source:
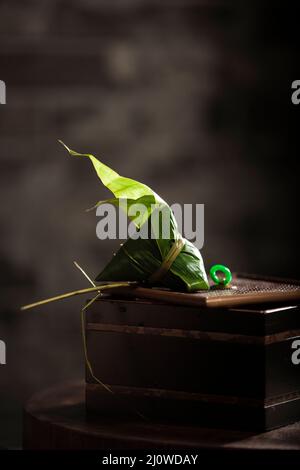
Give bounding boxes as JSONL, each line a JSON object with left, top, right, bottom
{"left": 210, "top": 264, "right": 232, "bottom": 286}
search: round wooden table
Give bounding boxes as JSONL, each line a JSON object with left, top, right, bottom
{"left": 23, "top": 381, "right": 300, "bottom": 461}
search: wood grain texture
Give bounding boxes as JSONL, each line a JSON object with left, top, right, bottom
{"left": 86, "top": 321, "right": 300, "bottom": 346}
{"left": 107, "top": 274, "right": 300, "bottom": 308}
{"left": 84, "top": 295, "right": 300, "bottom": 430}
{"left": 23, "top": 382, "right": 300, "bottom": 450}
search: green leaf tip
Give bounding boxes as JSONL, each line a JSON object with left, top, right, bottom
{"left": 58, "top": 139, "right": 69, "bottom": 151}
{"left": 58, "top": 140, "right": 85, "bottom": 157}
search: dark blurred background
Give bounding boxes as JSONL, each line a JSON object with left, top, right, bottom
{"left": 0, "top": 0, "right": 299, "bottom": 448}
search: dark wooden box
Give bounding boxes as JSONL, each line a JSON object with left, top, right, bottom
{"left": 85, "top": 296, "right": 300, "bottom": 431}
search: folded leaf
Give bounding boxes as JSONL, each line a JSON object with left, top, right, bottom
{"left": 60, "top": 141, "right": 209, "bottom": 292}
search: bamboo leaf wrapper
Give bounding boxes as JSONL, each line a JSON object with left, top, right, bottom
{"left": 60, "top": 142, "right": 209, "bottom": 292}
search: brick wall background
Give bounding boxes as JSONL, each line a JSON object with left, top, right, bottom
{"left": 0, "top": 1, "right": 299, "bottom": 447}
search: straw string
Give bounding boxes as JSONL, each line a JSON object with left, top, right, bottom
{"left": 148, "top": 237, "right": 185, "bottom": 284}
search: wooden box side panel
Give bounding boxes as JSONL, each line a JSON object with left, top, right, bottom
{"left": 85, "top": 328, "right": 265, "bottom": 398}
{"left": 86, "top": 299, "right": 264, "bottom": 335}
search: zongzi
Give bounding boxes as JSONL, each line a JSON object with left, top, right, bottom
{"left": 60, "top": 142, "right": 209, "bottom": 292}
